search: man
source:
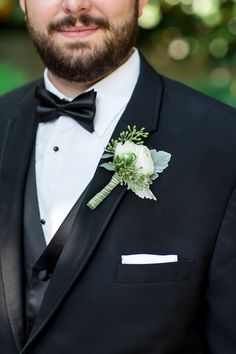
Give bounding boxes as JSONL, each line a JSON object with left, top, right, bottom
{"left": 0, "top": 0, "right": 236, "bottom": 353}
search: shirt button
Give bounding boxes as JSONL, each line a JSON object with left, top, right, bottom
{"left": 53, "top": 146, "right": 59, "bottom": 152}
{"left": 40, "top": 219, "right": 46, "bottom": 225}
{"left": 38, "top": 270, "right": 51, "bottom": 281}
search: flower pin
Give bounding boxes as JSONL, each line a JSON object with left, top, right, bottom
{"left": 87, "top": 126, "right": 171, "bottom": 210}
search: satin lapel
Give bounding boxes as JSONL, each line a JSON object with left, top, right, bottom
{"left": 0, "top": 87, "right": 39, "bottom": 351}
{"left": 23, "top": 57, "right": 164, "bottom": 350}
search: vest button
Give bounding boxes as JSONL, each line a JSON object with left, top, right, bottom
{"left": 38, "top": 269, "right": 51, "bottom": 281}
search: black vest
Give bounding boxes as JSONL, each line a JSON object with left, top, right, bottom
{"left": 23, "top": 149, "right": 86, "bottom": 338}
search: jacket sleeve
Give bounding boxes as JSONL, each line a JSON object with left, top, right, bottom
{"left": 205, "top": 182, "right": 236, "bottom": 353}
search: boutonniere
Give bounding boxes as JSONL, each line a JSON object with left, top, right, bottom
{"left": 87, "top": 126, "right": 171, "bottom": 210}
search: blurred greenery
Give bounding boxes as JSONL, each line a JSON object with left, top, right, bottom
{"left": 0, "top": 62, "right": 27, "bottom": 94}
{"left": 0, "top": 0, "right": 236, "bottom": 107}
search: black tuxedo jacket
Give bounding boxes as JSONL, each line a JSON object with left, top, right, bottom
{"left": 0, "top": 55, "right": 236, "bottom": 354}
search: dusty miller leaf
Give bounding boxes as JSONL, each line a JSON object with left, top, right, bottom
{"left": 100, "top": 162, "right": 115, "bottom": 171}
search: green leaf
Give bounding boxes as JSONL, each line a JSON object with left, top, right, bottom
{"left": 101, "top": 153, "right": 114, "bottom": 159}
{"left": 100, "top": 163, "right": 115, "bottom": 171}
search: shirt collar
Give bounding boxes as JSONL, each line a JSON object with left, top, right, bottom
{"left": 44, "top": 48, "right": 140, "bottom": 137}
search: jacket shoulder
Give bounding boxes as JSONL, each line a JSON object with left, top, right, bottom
{"left": 156, "top": 74, "right": 236, "bottom": 171}
{"left": 0, "top": 80, "right": 40, "bottom": 112}
{"left": 162, "top": 75, "right": 236, "bottom": 121}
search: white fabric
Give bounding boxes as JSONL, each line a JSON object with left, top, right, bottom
{"left": 35, "top": 49, "right": 140, "bottom": 244}
{"left": 121, "top": 254, "right": 178, "bottom": 265}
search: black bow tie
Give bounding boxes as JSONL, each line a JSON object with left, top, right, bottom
{"left": 35, "top": 86, "right": 97, "bottom": 133}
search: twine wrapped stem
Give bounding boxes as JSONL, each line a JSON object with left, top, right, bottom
{"left": 87, "top": 173, "right": 120, "bottom": 210}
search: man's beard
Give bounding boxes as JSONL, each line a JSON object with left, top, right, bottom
{"left": 26, "top": 10, "right": 139, "bottom": 83}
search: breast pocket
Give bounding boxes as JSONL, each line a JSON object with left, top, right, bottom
{"left": 114, "top": 260, "right": 194, "bottom": 283}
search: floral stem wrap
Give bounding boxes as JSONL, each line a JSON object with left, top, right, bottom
{"left": 87, "top": 173, "right": 120, "bottom": 210}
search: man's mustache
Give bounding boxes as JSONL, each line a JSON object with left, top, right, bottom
{"left": 48, "top": 14, "right": 110, "bottom": 33}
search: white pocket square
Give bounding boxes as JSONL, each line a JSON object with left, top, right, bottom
{"left": 121, "top": 254, "right": 178, "bottom": 265}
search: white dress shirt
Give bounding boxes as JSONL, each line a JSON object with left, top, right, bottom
{"left": 35, "top": 49, "right": 140, "bottom": 244}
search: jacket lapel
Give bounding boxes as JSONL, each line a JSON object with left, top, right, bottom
{"left": 23, "top": 56, "right": 164, "bottom": 350}
{"left": 0, "top": 87, "right": 39, "bottom": 351}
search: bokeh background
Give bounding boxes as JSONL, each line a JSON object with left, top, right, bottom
{"left": 0, "top": 0, "right": 236, "bottom": 107}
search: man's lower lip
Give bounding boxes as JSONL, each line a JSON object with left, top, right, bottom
{"left": 59, "top": 29, "right": 98, "bottom": 38}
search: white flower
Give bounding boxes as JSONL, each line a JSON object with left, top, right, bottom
{"left": 135, "top": 145, "right": 155, "bottom": 177}
{"left": 115, "top": 141, "right": 137, "bottom": 156}
{"left": 115, "top": 141, "right": 155, "bottom": 177}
